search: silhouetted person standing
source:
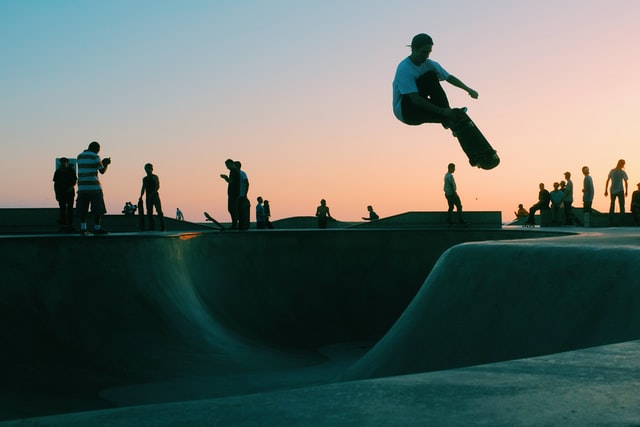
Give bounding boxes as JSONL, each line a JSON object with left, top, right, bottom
{"left": 220, "top": 159, "right": 240, "bottom": 230}
{"left": 256, "top": 196, "right": 266, "bottom": 229}
{"left": 53, "top": 157, "right": 77, "bottom": 232}
{"left": 604, "top": 159, "right": 628, "bottom": 226}
{"left": 563, "top": 171, "right": 574, "bottom": 225}
{"left": 76, "top": 141, "right": 111, "bottom": 235}
{"left": 236, "top": 161, "right": 250, "bottom": 231}
{"left": 140, "top": 163, "right": 165, "bottom": 231}
{"left": 582, "top": 166, "right": 594, "bottom": 227}
{"left": 444, "top": 163, "right": 465, "bottom": 224}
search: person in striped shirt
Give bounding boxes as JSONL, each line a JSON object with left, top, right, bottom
{"left": 76, "top": 141, "right": 111, "bottom": 235}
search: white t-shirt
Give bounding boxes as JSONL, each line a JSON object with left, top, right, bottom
{"left": 392, "top": 57, "right": 450, "bottom": 122}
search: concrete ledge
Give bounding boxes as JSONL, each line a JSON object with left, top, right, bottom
{"left": 350, "top": 211, "right": 502, "bottom": 229}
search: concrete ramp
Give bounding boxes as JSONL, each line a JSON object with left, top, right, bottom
{"left": 344, "top": 239, "right": 640, "bottom": 380}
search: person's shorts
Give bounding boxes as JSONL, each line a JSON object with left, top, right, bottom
{"left": 76, "top": 191, "right": 107, "bottom": 215}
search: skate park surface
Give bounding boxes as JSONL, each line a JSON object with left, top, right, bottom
{"left": 2, "top": 210, "right": 640, "bottom": 426}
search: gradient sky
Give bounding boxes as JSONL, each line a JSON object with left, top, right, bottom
{"left": 2, "top": 0, "right": 639, "bottom": 223}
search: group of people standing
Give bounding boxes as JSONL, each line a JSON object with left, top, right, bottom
{"left": 522, "top": 159, "right": 640, "bottom": 227}
{"left": 53, "top": 141, "right": 167, "bottom": 234}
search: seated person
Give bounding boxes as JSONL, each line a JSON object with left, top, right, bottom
{"left": 526, "top": 183, "right": 551, "bottom": 226}
{"left": 514, "top": 203, "right": 528, "bottom": 218}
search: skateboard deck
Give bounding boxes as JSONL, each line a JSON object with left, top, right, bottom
{"left": 138, "top": 198, "right": 145, "bottom": 231}
{"left": 203, "top": 212, "right": 226, "bottom": 230}
{"left": 450, "top": 111, "right": 500, "bottom": 170}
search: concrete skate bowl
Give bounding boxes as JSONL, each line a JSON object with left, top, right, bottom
{"left": 344, "top": 237, "right": 640, "bottom": 381}
{"left": 3, "top": 227, "right": 624, "bottom": 422}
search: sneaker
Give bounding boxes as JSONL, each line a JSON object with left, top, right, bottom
{"left": 93, "top": 228, "right": 109, "bottom": 235}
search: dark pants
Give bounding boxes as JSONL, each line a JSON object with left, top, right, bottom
{"left": 583, "top": 201, "right": 592, "bottom": 213}
{"left": 609, "top": 192, "right": 625, "bottom": 214}
{"left": 564, "top": 201, "right": 573, "bottom": 224}
{"left": 445, "top": 192, "right": 463, "bottom": 224}
{"left": 238, "top": 196, "right": 250, "bottom": 231}
{"left": 527, "top": 201, "right": 548, "bottom": 225}
{"left": 57, "top": 193, "right": 75, "bottom": 227}
{"left": 401, "top": 71, "right": 450, "bottom": 125}
{"left": 146, "top": 194, "right": 165, "bottom": 231}
{"left": 227, "top": 195, "right": 239, "bottom": 229}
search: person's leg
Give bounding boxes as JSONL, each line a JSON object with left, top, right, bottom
{"left": 400, "top": 71, "right": 450, "bottom": 125}
{"left": 445, "top": 194, "right": 455, "bottom": 224}
{"left": 155, "top": 198, "right": 165, "bottom": 231}
{"left": 454, "top": 194, "right": 464, "bottom": 223}
{"left": 618, "top": 192, "right": 625, "bottom": 214}
{"left": 146, "top": 196, "right": 155, "bottom": 229}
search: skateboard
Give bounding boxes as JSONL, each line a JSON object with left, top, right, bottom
{"left": 203, "top": 212, "right": 226, "bottom": 230}
{"left": 138, "top": 198, "right": 145, "bottom": 230}
{"left": 449, "top": 110, "right": 500, "bottom": 170}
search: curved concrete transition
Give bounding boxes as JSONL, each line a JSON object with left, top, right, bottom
{"left": 343, "top": 234, "right": 640, "bottom": 380}
{"left": 2, "top": 226, "right": 640, "bottom": 425}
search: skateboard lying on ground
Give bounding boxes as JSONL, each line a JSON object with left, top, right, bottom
{"left": 203, "top": 212, "right": 225, "bottom": 230}
{"left": 449, "top": 110, "right": 500, "bottom": 170}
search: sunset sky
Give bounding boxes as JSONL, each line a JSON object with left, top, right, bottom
{"left": 2, "top": 1, "right": 639, "bottom": 223}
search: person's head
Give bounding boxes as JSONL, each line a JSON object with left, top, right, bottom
{"left": 88, "top": 141, "right": 100, "bottom": 153}
{"left": 257, "top": 196, "right": 263, "bottom": 203}
{"left": 582, "top": 166, "right": 590, "bottom": 175}
{"left": 264, "top": 200, "right": 270, "bottom": 206}
{"left": 235, "top": 161, "right": 242, "bottom": 170}
{"left": 59, "top": 157, "right": 68, "bottom": 167}
{"left": 448, "top": 163, "right": 455, "bottom": 173}
{"left": 518, "top": 203, "right": 524, "bottom": 209}
{"left": 637, "top": 183, "right": 640, "bottom": 189}
{"left": 409, "top": 33, "right": 433, "bottom": 64}
{"left": 320, "top": 199, "right": 326, "bottom": 206}
{"left": 553, "top": 182, "right": 560, "bottom": 190}
{"left": 144, "top": 163, "right": 153, "bottom": 174}
{"left": 539, "top": 183, "right": 545, "bottom": 190}
{"left": 367, "top": 205, "right": 374, "bottom": 212}
{"left": 225, "top": 158, "right": 235, "bottom": 170}
{"left": 564, "top": 171, "right": 571, "bottom": 179}
{"left": 616, "top": 159, "right": 625, "bottom": 169}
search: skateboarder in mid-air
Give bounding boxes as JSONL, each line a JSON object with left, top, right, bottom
{"left": 393, "top": 33, "right": 499, "bottom": 169}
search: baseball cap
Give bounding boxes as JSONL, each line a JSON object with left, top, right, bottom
{"left": 409, "top": 33, "right": 433, "bottom": 49}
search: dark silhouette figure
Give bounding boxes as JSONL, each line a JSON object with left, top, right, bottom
{"left": 604, "top": 159, "right": 628, "bottom": 226}
{"left": 220, "top": 159, "right": 240, "bottom": 230}
{"left": 122, "top": 201, "right": 137, "bottom": 215}
{"left": 549, "top": 182, "right": 565, "bottom": 226}
{"left": 140, "top": 163, "right": 165, "bottom": 231}
{"left": 443, "top": 163, "right": 466, "bottom": 224}
{"left": 176, "top": 208, "right": 184, "bottom": 220}
{"left": 631, "top": 183, "right": 640, "bottom": 226}
{"left": 392, "top": 33, "right": 478, "bottom": 128}
{"left": 316, "top": 199, "right": 333, "bottom": 229}
{"left": 362, "top": 205, "right": 379, "bottom": 221}
{"left": 53, "top": 157, "right": 77, "bottom": 232}
{"left": 563, "top": 171, "right": 574, "bottom": 225}
{"left": 256, "top": 196, "right": 266, "bottom": 229}
{"left": 263, "top": 200, "right": 274, "bottom": 229}
{"left": 76, "top": 141, "right": 111, "bottom": 235}
{"left": 514, "top": 204, "right": 529, "bottom": 219}
{"left": 582, "top": 166, "right": 594, "bottom": 228}
{"left": 236, "top": 161, "right": 250, "bottom": 231}
{"left": 526, "top": 183, "right": 551, "bottom": 226}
